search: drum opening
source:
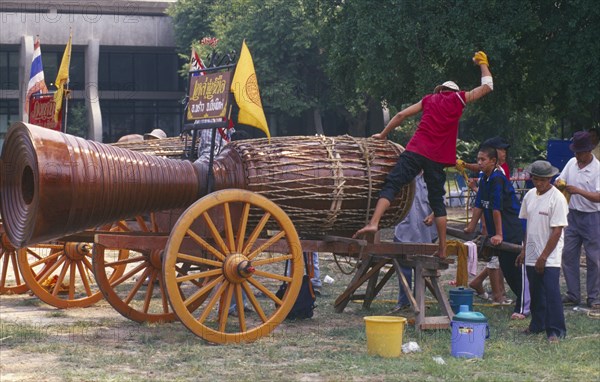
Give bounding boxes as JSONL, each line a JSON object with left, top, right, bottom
{"left": 22, "top": 165, "right": 34, "bottom": 205}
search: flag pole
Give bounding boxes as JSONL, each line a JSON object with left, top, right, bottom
{"left": 62, "top": 85, "right": 69, "bottom": 133}
{"left": 62, "top": 29, "right": 71, "bottom": 134}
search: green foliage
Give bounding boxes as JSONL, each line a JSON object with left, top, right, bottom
{"left": 168, "top": 0, "right": 599, "bottom": 153}
{"left": 456, "top": 139, "right": 481, "bottom": 163}
{"left": 318, "top": 0, "right": 598, "bottom": 148}
{"left": 166, "top": 0, "right": 216, "bottom": 52}
{"left": 208, "top": 0, "right": 331, "bottom": 116}
{"left": 66, "top": 103, "right": 88, "bottom": 138}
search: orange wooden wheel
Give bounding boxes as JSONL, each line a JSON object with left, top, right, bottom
{"left": 0, "top": 233, "right": 30, "bottom": 294}
{"left": 93, "top": 215, "right": 180, "bottom": 323}
{"left": 163, "top": 189, "right": 303, "bottom": 344}
{"left": 18, "top": 239, "right": 128, "bottom": 309}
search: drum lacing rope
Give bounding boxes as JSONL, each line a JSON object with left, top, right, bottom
{"left": 333, "top": 245, "right": 364, "bottom": 275}
{"left": 348, "top": 136, "right": 373, "bottom": 225}
{"left": 319, "top": 135, "right": 344, "bottom": 230}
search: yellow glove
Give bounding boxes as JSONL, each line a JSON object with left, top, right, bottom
{"left": 473, "top": 51, "right": 489, "bottom": 66}
{"left": 555, "top": 179, "right": 571, "bottom": 203}
{"left": 456, "top": 159, "right": 466, "bottom": 172}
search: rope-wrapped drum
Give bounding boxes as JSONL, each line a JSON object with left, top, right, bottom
{"left": 226, "top": 135, "right": 414, "bottom": 237}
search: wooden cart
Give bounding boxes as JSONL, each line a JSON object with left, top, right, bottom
{"left": 0, "top": 122, "right": 456, "bottom": 343}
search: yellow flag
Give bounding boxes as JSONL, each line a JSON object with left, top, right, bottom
{"left": 54, "top": 33, "right": 72, "bottom": 122}
{"left": 231, "top": 40, "right": 270, "bottom": 139}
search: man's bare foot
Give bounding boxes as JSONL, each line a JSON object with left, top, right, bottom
{"left": 469, "top": 282, "right": 484, "bottom": 295}
{"left": 352, "top": 223, "right": 378, "bottom": 239}
{"left": 434, "top": 248, "right": 447, "bottom": 259}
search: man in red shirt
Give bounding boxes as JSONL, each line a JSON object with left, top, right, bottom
{"left": 354, "top": 51, "right": 494, "bottom": 259}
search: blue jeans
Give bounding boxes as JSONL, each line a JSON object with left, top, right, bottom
{"left": 311, "top": 253, "right": 321, "bottom": 289}
{"left": 394, "top": 237, "right": 413, "bottom": 306}
{"left": 285, "top": 252, "right": 321, "bottom": 288}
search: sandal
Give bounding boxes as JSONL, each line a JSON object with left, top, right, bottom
{"left": 475, "top": 292, "right": 490, "bottom": 301}
{"left": 493, "top": 299, "right": 513, "bottom": 306}
{"left": 511, "top": 312, "right": 527, "bottom": 320}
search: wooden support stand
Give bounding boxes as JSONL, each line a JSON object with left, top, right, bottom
{"left": 333, "top": 248, "right": 454, "bottom": 331}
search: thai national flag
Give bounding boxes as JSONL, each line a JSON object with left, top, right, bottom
{"left": 24, "top": 37, "right": 49, "bottom": 121}
{"left": 189, "top": 47, "right": 205, "bottom": 76}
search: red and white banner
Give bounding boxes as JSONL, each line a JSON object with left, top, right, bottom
{"left": 29, "top": 93, "right": 62, "bottom": 131}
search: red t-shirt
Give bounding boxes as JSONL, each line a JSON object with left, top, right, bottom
{"left": 405, "top": 91, "right": 466, "bottom": 166}
{"left": 500, "top": 162, "right": 511, "bottom": 179}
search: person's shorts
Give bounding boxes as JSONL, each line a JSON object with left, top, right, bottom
{"left": 485, "top": 256, "right": 500, "bottom": 269}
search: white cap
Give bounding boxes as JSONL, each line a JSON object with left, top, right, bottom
{"left": 144, "top": 129, "right": 167, "bottom": 140}
{"left": 434, "top": 81, "right": 460, "bottom": 93}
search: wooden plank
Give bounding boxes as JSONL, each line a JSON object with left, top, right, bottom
{"left": 419, "top": 316, "right": 451, "bottom": 330}
{"left": 430, "top": 276, "right": 454, "bottom": 319}
{"left": 446, "top": 226, "right": 522, "bottom": 254}
{"left": 392, "top": 259, "right": 419, "bottom": 314}
{"left": 334, "top": 257, "right": 375, "bottom": 312}
{"left": 414, "top": 263, "right": 425, "bottom": 329}
{"left": 363, "top": 269, "right": 380, "bottom": 309}
{"left": 371, "top": 266, "right": 396, "bottom": 300}
{"left": 95, "top": 233, "right": 169, "bottom": 251}
{"left": 334, "top": 257, "right": 388, "bottom": 312}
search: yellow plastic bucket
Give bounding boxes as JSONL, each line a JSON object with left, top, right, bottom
{"left": 364, "top": 316, "right": 407, "bottom": 358}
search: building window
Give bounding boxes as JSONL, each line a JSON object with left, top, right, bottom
{"left": 99, "top": 50, "right": 185, "bottom": 92}
{"left": 41, "top": 50, "right": 85, "bottom": 91}
{"left": 101, "top": 99, "right": 183, "bottom": 142}
{"left": 0, "top": 99, "right": 19, "bottom": 150}
{"left": 0, "top": 49, "right": 19, "bottom": 90}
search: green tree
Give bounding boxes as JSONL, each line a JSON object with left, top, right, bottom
{"left": 168, "top": 0, "right": 599, "bottom": 156}
{"left": 210, "top": 0, "right": 328, "bottom": 118}
{"left": 319, "top": 0, "right": 598, "bottom": 159}
{"left": 167, "top": 0, "right": 217, "bottom": 52}
{"left": 66, "top": 103, "right": 88, "bottom": 138}
{"left": 169, "top": 0, "right": 337, "bottom": 135}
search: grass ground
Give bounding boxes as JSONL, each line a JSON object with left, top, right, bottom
{"left": 1, "top": 244, "right": 599, "bottom": 382}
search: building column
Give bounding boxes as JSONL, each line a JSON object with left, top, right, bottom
{"left": 85, "top": 38, "right": 102, "bottom": 141}
{"left": 20, "top": 35, "right": 33, "bottom": 122}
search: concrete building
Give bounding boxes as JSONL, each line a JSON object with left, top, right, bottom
{"left": 0, "top": 0, "right": 184, "bottom": 146}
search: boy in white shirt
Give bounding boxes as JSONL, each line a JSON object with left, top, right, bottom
{"left": 517, "top": 161, "right": 569, "bottom": 343}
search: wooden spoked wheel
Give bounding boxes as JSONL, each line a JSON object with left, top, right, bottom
{"left": 0, "top": 233, "right": 30, "bottom": 294}
{"left": 163, "top": 189, "right": 303, "bottom": 344}
{"left": 93, "top": 215, "right": 180, "bottom": 323}
{"left": 18, "top": 240, "right": 128, "bottom": 308}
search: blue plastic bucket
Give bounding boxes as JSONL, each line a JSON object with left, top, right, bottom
{"left": 448, "top": 287, "right": 474, "bottom": 313}
{"left": 451, "top": 305, "right": 489, "bottom": 359}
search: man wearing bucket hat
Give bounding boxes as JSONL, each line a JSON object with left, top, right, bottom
{"left": 144, "top": 128, "right": 168, "bottom": 140}
{"left": 554, "top": 131, "right": 600, "bottom": 309}
{"left": 354, "top": 51, "right": 494, "bottom": 260}
{"left": 517, "top": 160, "right": 569, "bottom": 342}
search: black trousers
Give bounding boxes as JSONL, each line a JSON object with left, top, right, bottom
{"left": 379, "top": 151, "right": 447, "bottom": 217}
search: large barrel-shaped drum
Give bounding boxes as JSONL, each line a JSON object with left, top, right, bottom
{"left": 216, "top": 136, "right": 414, "bottom": 237}
{"left": 0, "top": 123, "right": 413, "bottom": 246}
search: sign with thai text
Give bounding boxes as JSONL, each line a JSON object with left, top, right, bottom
{"left": 29, "top": 93, "right": 62, "bottom": 131}
{"left": 187, "top": 71, "right": 232, "bottom": 121}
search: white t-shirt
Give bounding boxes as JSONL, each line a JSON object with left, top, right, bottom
{"left": 519, "top": 186, "right": 569, "bottom": 267}
{"left": 555, "top": 156, "right": 600, "bottom": 212}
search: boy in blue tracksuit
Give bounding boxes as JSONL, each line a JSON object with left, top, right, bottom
{"left": 465, "top": 145, "right": 530, "bottom": 319}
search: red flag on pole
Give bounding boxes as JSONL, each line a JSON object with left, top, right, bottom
{"left": 24, "top": 37, "right": 49, "bottom": 122}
